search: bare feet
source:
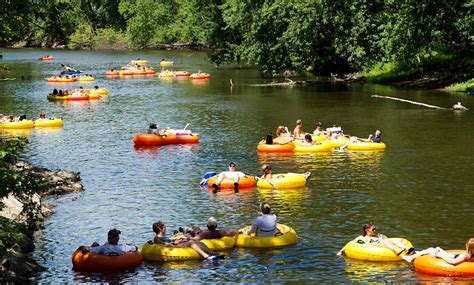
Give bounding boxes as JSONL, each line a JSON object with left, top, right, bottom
{"left": 402, "top": 255, "right": 415, "bottom": 263}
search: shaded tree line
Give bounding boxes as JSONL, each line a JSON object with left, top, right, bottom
{"left": 1, "top": 0, "right": 472, "bottom": 74}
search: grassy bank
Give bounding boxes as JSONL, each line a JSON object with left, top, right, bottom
{"left": 444, "top": 78, "right": 474, "bottom": 92}
{"left": 363, "top": 54, "right": 474, "bottom": 90}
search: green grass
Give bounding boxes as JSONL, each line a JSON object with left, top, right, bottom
{"left": 364, "top": 62, "right": 418, "bottom": 83}
{"left": 444, "top": 78, "right": 474, "bottom": 92}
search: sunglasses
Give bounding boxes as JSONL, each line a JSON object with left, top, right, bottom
{"left": 229, "top": 165, "right": 236, "bottom": 167}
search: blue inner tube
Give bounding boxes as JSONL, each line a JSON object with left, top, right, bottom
{"left": 200, "top": 172, "right": 217, "bottom": 186}
{"left": 60, "top": 70, "right": 81, "bottom": 75}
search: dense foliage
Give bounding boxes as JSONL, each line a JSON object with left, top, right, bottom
{"left": 0, "top": 138, "right": 48, "bottom": 255}
{"left": 0, "top": 0, "right": 472, "bottom": 74}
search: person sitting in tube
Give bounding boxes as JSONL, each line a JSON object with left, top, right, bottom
{"left": 260, "top": 164, "right": 278, "bottom": 190}
{"left": 263, "top": 133, "right": 274, "bottom": 144}
{"left": 243, "top": 202, "right": 277, "bottom": 237}
{"left": 293, "top": 119, "right": 304, "bottom": 139}
{"left": 151, "top": 220, "right": 224, "bottom": 261}
{"left": 211, "top": 161, "right": 246, "bottom": 192}
{"left": 300, "top": 134, "right": 320, "bottom": 146}
{"left": 337, "top": 223, "right": 414, "bottom": 256}
{"left": 313, "top": 122, "right": 329, "bottom": 137}
{"left": 274, "top": 126, "right": 294, "bottom": 144}
{"left": 402, "top": 238, "right": 474, "bottom": 264}
{"left": 77, "top": 228, "right": 139, "bottom": 255}
{"left": 192, "top": 217, "right": 239, "bottom": 240}
{"left": 338, "top": 129, "right": 382, "bottom": 150}
{"left": 147, "top": 123, "right": 159, "bottom": 135}
{"left": 37, "top": 113, "right": 47, "bottom": 120}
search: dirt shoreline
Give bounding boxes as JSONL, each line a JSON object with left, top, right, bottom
{"left": 0, "top": 160, "right": 83, "bottom": 283}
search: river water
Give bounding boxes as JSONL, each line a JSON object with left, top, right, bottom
{"left": 1, "top": 49, "right": 473, "bottom": 283}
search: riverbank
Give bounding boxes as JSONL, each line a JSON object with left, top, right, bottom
{"left": 363, "top": 58, "right": 474, "bottom": 91}
{"left": 0, "top": 160, "right": 83, "bottom": 283}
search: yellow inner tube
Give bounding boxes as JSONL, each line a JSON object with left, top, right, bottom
{"left": 1, "top": 120, "right": 34, "bottom": 129}
{"left": 34, "top": 118, "right": 63, "bottom": 128}
{"left": 131, "top": 60, "right": 148, "bottom": 65}
{"left": 343, "top": 238, "right": 413, "bottom": 261}
{"left": 347, "top": 142, "right": 386, "bottom": 151}
{"left": 88, "top": 92, "right": 100, "bottom": 100}
{"left": 78, "top": 77, "right": 95, "bottom": 81}
{"left": 159, "top": 72, "right": 175, "bottom": 78}
{"left": 160, "top": 61, "right": 174, "bottom": 66}
{"left": 201, "top": 236, "right": 236, "bottom": 250}
{"left": 311, "top": 134, "right": 329, "bottom": 142}
{"left": 294, "top": 140, "right": 334, "bottom": 152}
{"left": 47, "top": 94, "right": 68, "bottom": 101}
{"left": 235, "top": 224, "right": 297, "bottom": 248}
{"left": 256, "top": 173, "right": 307, "bottom": 189}
{"left": 328, "top": 137, "right": 350, "bottom": 148}
{"left": 89, "top": 88, "right": 109, "bottom": 95}
{"left": 140, "top": 243, "right": 201, "bottom": 261}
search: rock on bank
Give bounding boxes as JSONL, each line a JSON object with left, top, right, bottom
{"left": 0, "top": 160, "right": 83, "bottom": 283}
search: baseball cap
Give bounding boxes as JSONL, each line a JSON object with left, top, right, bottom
{"left": 108, "top": 228, "right": 121, "bottom": 238}
{"left": 207, "top": 217, "right": 217, "bottom": 227}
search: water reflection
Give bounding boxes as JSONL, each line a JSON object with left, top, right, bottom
{"left": 73, "top": 268, "right": 141, "bottom": 283}
{"left": 257, "top": 187, "right": 310, "bottom": 207}
{"left": 0, "top": 128, "right": 33, "bottom": 138}
{"left": 343, "top": 258, "right": 409, "bottom": 283}
{"left": 1, "top": 49, "right": 473, "bottom": 283}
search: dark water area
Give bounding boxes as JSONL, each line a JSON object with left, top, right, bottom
{"left": 0, "top": 48, "right": 473, "bottom": 283}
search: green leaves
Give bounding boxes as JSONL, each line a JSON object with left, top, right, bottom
{"left": 0, "top": 0, "right": 471, "bottom": 75}
{"left": 0, "top": 138, "right": 49, "bottom": 230}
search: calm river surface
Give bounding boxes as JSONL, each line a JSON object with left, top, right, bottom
{"left": 1, "top": 49, "right": 473, "bottom": 283}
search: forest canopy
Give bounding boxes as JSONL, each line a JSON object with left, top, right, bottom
{"left": 1, "top": 0, "right": 472, "bottom": 74}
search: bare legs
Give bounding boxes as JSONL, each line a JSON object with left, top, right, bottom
{"left": 177, "top": 240, "right": 216, "bottom": 258}
{"left": 402, "top": 247, "right": 455, "bottom": 263}
{"left": 381, "top": 239, "right": 412, "bottom": 255}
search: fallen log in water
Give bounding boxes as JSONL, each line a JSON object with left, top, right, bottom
{"left": 371, "top": 94, "right": 451, "bottom": 110}
{"left": 250, "top": 78, "right": 307, "bottom": 87}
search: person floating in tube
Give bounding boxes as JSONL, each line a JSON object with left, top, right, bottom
{"left": 337, "top": 223, "right": 414, "bottom": 256}
{"left": 402, "top": 238, "right": 474, "bottom": 264}
{"left": 211, "top": 161, "right": 246, "bottom": 192}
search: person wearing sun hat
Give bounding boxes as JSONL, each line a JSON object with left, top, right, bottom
{"left": 87, "top": 228, "right": 139, "bottom": 255}
{"left": 193, "top": 217, "right": 239, "bottom": 240}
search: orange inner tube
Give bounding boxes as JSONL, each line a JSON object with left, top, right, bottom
{"left": 175, "top": 71, "right": 191, "bottom": 77}
{"left": 414, "top": 250, "right": 474, "bottom": 276}
{"left": 207, "top": 176, "right": 255, "bottom": 189}
{"left": 257, "top": 142, "right": 295, "bottom": 152}
{"left": 64, "top": 95, "right": 89, "bottom": 101}
{"left": 133, "top": 133, "right": 200, "bottom": 146}
{"left": 72, "top": 250, "right": 142, "bottom": 271}
{"left": 106, "top": 71, "right": 119, "bottom": 75}
{"left": 189, "top": 73, "right": 211, "bottom": 79}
